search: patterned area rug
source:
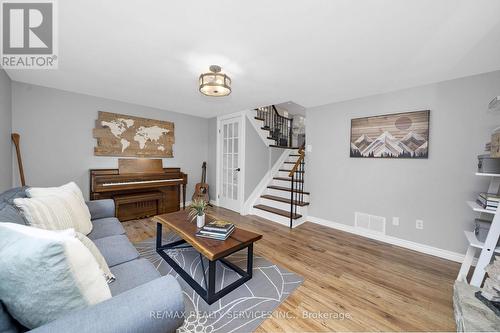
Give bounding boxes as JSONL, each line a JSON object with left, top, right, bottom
{"left": 135, "top": 233, "right": 303, "bottom": 333}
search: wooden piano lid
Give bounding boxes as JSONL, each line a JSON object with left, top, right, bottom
{"left": 118, "top": 158, "right": 163, "bottom": 174}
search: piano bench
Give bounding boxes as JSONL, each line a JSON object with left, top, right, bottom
{"left": 113, "top": 191, "right": 164, "bottom": 221}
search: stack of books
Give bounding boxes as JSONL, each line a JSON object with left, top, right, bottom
{"left": 477, "top": 193, "right": 500, "bottom": 211}
{"left": 195, "top": 220, "right": 235, "bottom": 240}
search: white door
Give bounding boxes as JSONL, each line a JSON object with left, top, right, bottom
{"left": 219, "top": 116, "right": 242, "bottom": 212}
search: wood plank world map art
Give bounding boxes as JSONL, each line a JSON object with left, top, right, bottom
{"left": 93, "top": 111, "right": 175, "bottom": 158}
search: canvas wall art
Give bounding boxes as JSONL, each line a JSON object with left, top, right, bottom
{"left": 350, "top": 110, "right": 430, "bottom": 158}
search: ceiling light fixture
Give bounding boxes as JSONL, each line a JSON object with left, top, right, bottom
{"left": 199, "top": 65, "right": 232, "bottom": 97}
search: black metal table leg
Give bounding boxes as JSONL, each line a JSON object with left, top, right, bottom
{"left": 156, "top": 222, "right": 163, "bottom": 249}
{"left": 247, "top": 243, "right": 253, "bottom": 278}
{"left": 207, "top": 260, "right": 216, "bottom": 303}
{"left": 155, "top": 223, "right": 256, "bottom": 305}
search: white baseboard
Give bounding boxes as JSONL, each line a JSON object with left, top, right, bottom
{"left": 308, "top": 216, "right": 464, "bottom": 263}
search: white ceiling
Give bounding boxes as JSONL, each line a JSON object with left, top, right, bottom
{"left": 5, "top": 0, "right": 500, "bottom": 118}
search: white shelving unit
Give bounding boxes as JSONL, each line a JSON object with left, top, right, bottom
{"left": 458, "top": 173, "right": 500, "bottom": 286}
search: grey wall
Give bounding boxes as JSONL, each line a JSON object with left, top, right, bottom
{"left": 307, "top": 70, "right": 500, "bottom": 254}
{"left": 0, "top": 69, "right": 12, "bottom": 192}
{"left": 11, "top": 82, "right": 209, "bottom": 200}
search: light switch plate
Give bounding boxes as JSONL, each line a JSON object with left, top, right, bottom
{"left": 392, "top": 217, "right": 399, "bottom": 226}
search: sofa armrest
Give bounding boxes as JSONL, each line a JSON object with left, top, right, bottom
{"left": 86, "top": 199, "right": 115, "bottom": 220}
{"left": 30, "top": 275, "right": 185, "bottom": 333}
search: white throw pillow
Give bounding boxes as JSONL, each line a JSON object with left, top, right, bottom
{"left": 75, "top": 232, "right": 115, "bottom": 283}
{"left": 0, "top": 223, "right": 111, "bottom": 329}
{"left": 26, "top": 182, "right": 91, "bottom": 220}
{"left": 14, "top": 192, "right": 93, "bottom": 235}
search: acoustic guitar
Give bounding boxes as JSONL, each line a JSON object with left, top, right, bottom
{"left": 192, "top": 162, "right": 209, "bottom": 203}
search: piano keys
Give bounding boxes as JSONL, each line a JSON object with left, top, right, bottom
{"left": 90, "top": 159, "right": 188, "bottom": 221}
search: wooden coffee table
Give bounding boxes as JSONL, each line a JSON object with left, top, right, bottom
{"left": 153, "top": 210, "right": 262, "bottom": 304}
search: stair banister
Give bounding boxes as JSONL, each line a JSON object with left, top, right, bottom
{"left": 288, "top": 145, "right": 306, "bottom": 228}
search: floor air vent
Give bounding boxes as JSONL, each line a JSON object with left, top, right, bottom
{"left": 355, "top": 212, "right": 386, "bottom": 235}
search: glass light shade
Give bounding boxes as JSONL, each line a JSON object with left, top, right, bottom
{"left": 199, "top": 70, "right": 232, "bottom": 97}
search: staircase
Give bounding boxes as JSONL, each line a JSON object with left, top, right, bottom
{"left": 252, "top": 147, "right": 308, "bottom": 228}
{"left": 251, "top": 105, "right": 301, "bottom": 148}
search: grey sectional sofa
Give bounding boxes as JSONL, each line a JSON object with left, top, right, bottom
{"left": 0, "top": 187, "right": 185, "bottom": 333}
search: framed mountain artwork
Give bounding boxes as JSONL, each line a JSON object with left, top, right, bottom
{"left": 350, "top": 110, "right": 430, "bottom": 158}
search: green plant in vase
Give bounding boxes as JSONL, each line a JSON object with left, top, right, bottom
{"left": 188, "top": 199, "right": 208, "bottom": 228}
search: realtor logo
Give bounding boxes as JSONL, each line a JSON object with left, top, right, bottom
{"left": 1, "top": 0, "right": 57, "bottom": 69}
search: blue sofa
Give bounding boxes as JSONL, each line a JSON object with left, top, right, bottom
{"left": 0, "top": 187, "right": 185, "bottom": 333}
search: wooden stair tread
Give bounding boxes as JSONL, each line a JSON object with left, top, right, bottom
{"left": 253, "top": 204, "right": 302, "bottom": 219}
{"left": 270, "top": 145, "right": 301, "bottom": 149}
{"left": 267, "top": 185, "right": 310, "bottom": 194}
{"left": 261, "top": 195, "right": 309, "bottom": 206}
{"left": 274, "top": 177, "right": 304, "bottom": 183}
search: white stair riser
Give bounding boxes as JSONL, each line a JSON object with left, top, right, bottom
{"left": 277, "top": 171, "right": 305, "bottom": 178}
{"left": 258, "top": 197, "right": 306, "bottom": 213}
{"left": 252, "top": 207, "right": 307, "bottom": 228}
{"left": 272, "top": 178, "right": 305, "bottom": 187}
{"left": 265, "top": 188, "right": 310, "bottom": 201}
{"left": 266, "top": 139, "right": 275, "bottom": 145}
{"left": 286, "top": 157, "right": 300, "bottom": 163}
{"left": 252, "top": 208, "right": 294, "bottom": 227}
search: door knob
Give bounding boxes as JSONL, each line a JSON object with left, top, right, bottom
{"left": 235, "top": 168, "right": 241, "bottom": 172}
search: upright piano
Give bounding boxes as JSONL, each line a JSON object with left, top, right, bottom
{"left": 90, "top": 159, "right": 188, "bottom": 221}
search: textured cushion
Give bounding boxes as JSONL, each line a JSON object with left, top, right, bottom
{"left": 86, "top": 199, "right": 115, "bottom": 220}
{"left": 93, "top": 235, "right": 139, "bottom": 267}
{"left": 109, "top": 259, "right": 161, "bottom": 296}
{"left": 76, "top": 232, "right": 115, "bottom": 283}
{"left": 27, "top": 182, "right": 91, "bottom": 220}
{"left": 0, "top": 204, "right": 26, "bottom": 225}
{"left": 14, "top": 193, "right": 93, "bottom": 235}
{"left": 87, "top": 217, "right": 125, "bottom": 241}
{"left": 0, "top": 301, "right": 18, "bottom": 333}
{"left": 0, "top": 187, "right": 27, "bottom": 203}
{"left": 0, "top": 223, "right": 111, "bottom": 329}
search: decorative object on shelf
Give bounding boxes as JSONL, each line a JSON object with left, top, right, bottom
{"left": 491, "top": 129, "right": 500, "bottom": 158}
{"left": 475, "top": 218, "right": 500, "bottom": 246}
{"left": 489, "top": 96, "right": 500, "bottom": 111}
{"left": 478, "top": 154, "right": 500, "bottom": 173}
{"left": 350, "top": 110, "right": 430, "bottom": 158}
{"left": 188, "top": 198, "right": 208, "bottom": 228}
{"left": 93, "top": 111, "right": 174, "bottom": 158}
{"left": 199, "top": 65, "right": 231, "bottom": 97}
{"left": 477, "top": 193, "right": 500, "bottom": 212}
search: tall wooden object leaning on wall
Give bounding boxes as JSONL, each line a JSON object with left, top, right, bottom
{"left": 11, "top": 133, "right": 26, "bottom": 186}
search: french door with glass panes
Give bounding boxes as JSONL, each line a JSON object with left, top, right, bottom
{"left": 219, "top": 116, "right": 242, "bottom": 212}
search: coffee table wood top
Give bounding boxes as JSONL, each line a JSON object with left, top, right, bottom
{"left": 153, "top": 210, "right": 262, "bottom": 261}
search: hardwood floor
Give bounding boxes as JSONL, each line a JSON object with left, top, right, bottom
{"left": 123, "top": 206, "right": 459, "bottom": 332}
